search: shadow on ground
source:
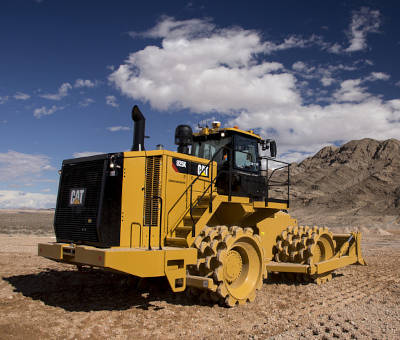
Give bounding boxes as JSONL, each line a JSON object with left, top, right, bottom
{"left": 4, "top": 268, "right": 334, "bottom": 311}
{"left": 3, "top": 268, "right": 198, "bottom": 312}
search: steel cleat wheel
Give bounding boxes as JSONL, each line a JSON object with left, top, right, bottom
{"left": 274, "top": 225, "right": 336, "bottom": 284}
{"left": 188, "top": 225, "right": 265, "bottom": 307}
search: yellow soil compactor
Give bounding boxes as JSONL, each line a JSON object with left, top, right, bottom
{"left": 38, "top": 106, "right": 365, "bottom": 307}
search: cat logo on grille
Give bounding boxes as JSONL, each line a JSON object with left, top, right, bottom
{"left": 69, "top": 188, "right": 86, "bottom": 206}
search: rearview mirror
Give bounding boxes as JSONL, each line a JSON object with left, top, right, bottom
{"left": 261, "top": 139, "right": 268, "bottom": 151}
{"left": 270, "top": 140, "right": 277, "bottom": 158}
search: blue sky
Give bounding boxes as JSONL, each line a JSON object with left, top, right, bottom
{"left": 1, "top": 0, "right": 399, "bottom": 208}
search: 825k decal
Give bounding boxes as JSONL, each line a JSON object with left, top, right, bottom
{"left": 172, "top": 158, "right": 209, "bottom": 177}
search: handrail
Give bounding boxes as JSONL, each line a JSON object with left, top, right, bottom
{"left": 262, "top": 156, "right": 291, "bottom": 166}
{"left": 167, "top": 146, "right": 232, "bottom": 236}
{"left": 168, "top": 146, "right": 227, "bottom": 213}
{"left": 261, "top": 157, "right": 290, "bottom": 207}
{"left": 190, "top": 172, "right": 220, "bottom": 236}
{"left": 129, "top": 222, "right": 142, "bottom": 248}
{"left": 187, "top": 146, "right": 235, "bottom": 237}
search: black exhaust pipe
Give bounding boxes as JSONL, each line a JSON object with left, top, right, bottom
{"left": 131, "top": 105, "right": 145, "bottom": 151}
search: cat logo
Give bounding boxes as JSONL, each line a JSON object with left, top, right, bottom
{"left": 69, "top": 188, "right": 86, "bottom": 206}
{"left": 197, "top": 164, "right": 209, "bottom": 177}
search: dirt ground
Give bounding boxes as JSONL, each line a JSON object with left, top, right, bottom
{"left": 0, "top": 211, "right": 399, "bottom": 339}
{"left": 0, "top": 210, "right": 54, "bottom": 236}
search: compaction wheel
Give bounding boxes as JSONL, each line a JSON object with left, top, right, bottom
{"left": 188, "top": 226, "right": 266, "bottom": 307}
{"left": 274, "top": 226, "right": 336, "bottom": 284}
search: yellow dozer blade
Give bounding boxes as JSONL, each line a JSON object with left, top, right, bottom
{"left": 266, "top": 230, "right": 366, "bottom": 284}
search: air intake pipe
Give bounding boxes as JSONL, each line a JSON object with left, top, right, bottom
{"left": 131, "top": 105, "right": 145, "bottom": 151}
{"left": 175, "top": 125, "right": 193, "bottom": 154}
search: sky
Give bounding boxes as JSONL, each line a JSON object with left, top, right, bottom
{"left": 1, "top": 0, "right": 400, "bottom": 208}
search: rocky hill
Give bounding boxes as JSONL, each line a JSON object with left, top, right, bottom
{"left": 283, "top": 138, "right": 400, "bottom": 228}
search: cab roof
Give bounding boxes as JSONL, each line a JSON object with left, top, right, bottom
{"left": 193, "top": 127, "right": 262, "bottom": 140}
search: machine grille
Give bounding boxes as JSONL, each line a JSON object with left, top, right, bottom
{"left": 144, "top": 156, "right": 162, "bottom": 226}
{"left": 54, "top": 159, "right": 105, "bottom": 243}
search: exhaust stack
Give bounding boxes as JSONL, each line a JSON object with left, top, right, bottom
{"left": 131, "top": 105, "right": 145, "bottom": 151}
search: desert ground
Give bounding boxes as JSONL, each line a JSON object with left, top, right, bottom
{"left": 0, "top": 209, "right": 399, "bottom": 339}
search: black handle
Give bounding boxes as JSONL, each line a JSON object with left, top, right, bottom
{"left": 153, "top": 196, "right": 163, "bottom": 250}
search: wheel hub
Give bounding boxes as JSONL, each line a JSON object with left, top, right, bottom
{"left": 224, "top": 250, "right": 242, "bottom": 283}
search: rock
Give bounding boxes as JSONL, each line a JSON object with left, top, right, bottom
{"left": 280, "top": 138, "right": 400, "bottom": 222}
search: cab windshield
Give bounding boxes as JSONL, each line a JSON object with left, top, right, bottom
{"left": 191, "top": 137, "right": 231, "bottom": 162}
{"left": 234, "top": 135, "right": 259, "bottom": 172}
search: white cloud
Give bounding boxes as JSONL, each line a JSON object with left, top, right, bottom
{"left": 0, "top": 96, "right": 9, "bottom": 104}
{"left": 40, "top": 82, "right": 72, "bottom": 100}
{"left": 129, "top": 16, "right": 215, "bottom": 39}
{"left": 107, "top": 126, "right": 130, "bottom": 132}
{"left": 230, "top": 97, "right": 400, "bottom": 157}
{"left": 388, "top": 99, "right": 400, "bottom": 112}
{"left": 14, "top": 92, "right": 30, "bottom": 100}
{"left": 0, "top": 190, "right": 56, "bottom": 209}
{"left": 333, "top": 79, "right": 370, "bottom": 102}
{"left": 330, "top": 72, "right": 390, "bottom": 103}
{"left": 264, "top": 35, "right": 323, "bottom": 54}
{"left": 79, "top": 98, "right": 95, "bottom": 107}
{"left": 324, "top": 8, "right": 381, "bottom": 54}
{"left": 36, "top": 178, "right": 57, "bottom": 183}
{"left": 396, "top": 81, "right": 400, "bottom": 87}
{"left": 321, "top": 76, "right": 334, "bottom": 87}
{"left": 365, "top": 72, "right": 390, "bottom": 81}
{"left": 110, "top": 17, "right": 400, "bottom": 158}
{"left": 345, "top": 7, "right": 381, "bottom": 52}
{"left": 0, "top": 150, "right": 55, "bottom": 184}
{"left": 73, "top": 151, "right": 104, "bottom": 158}
{"left": 292, "top": 61, "right": 306, "bottom": 72}
{"left": 292, "top": 61, "right": 316, "bottom": 75}
{"left": 327, "top": 43, "right": 342, "bottom": 54}
{"left": 133, "top": 16, "right": 325, "bottom": 55}
{"left": 291, "top": 61, "right": 359, "bottom": 87}
{"left": 106, "top": 65, "right": 115, "bottom": 71}
{"left": 110, "top": 18, "right": 298, "bottom": 113}
{"left": 74, "top": 79, "right": 97, "bottom": 88}
{"left": 33, "top": 105, "right": 64, "bottom": 118}
{"left": 279, "top": 151, "right": 316, "bottom": 164}
{"left": 106, "top": 95, "right": 119, "bottom": 108}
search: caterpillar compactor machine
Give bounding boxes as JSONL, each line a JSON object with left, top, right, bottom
{"left": 38, "top": 106, "right": 365, "bottom": 306}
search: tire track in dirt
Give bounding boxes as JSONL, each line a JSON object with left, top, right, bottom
{"left": 269, "top": 253, "right": 399, "bottom": 339}
{"left": 1, "top": 236, "right": 399, "bottom": 339}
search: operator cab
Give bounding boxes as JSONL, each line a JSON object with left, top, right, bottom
{"left": 177, "top": 122, "right": 276, "bottom": 201}
{"left": 191, "top": 129, "right": 260, "bottom": 172}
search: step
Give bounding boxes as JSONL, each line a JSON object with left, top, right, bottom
{"left": 183, "top": 218, "right": 199, "bottom": 227}
{"left": 175, "top": 226, "right": 193, "bottom": 237}
{"left": 197, "top": 196, "right": 213, "bottom": 203}
{"left": 200, "top": 194, "right": 217, "bottom": 200}
{"left": 165, "top": 237, "right": 188, "bottom": 247}
{"left": 175, "top": 225, "right": 193, "bottom": 233}
{"left": 193, "top": 205, "right": 208, "bottom": 212}
{"left": 197, "top": 195, "right": 216, "bottom": 205}
{"left": 194, "top": 204, "right": 209, "bottom": 210}
{"left": 184, "top": 211, "right": 203, "bottom": 220}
